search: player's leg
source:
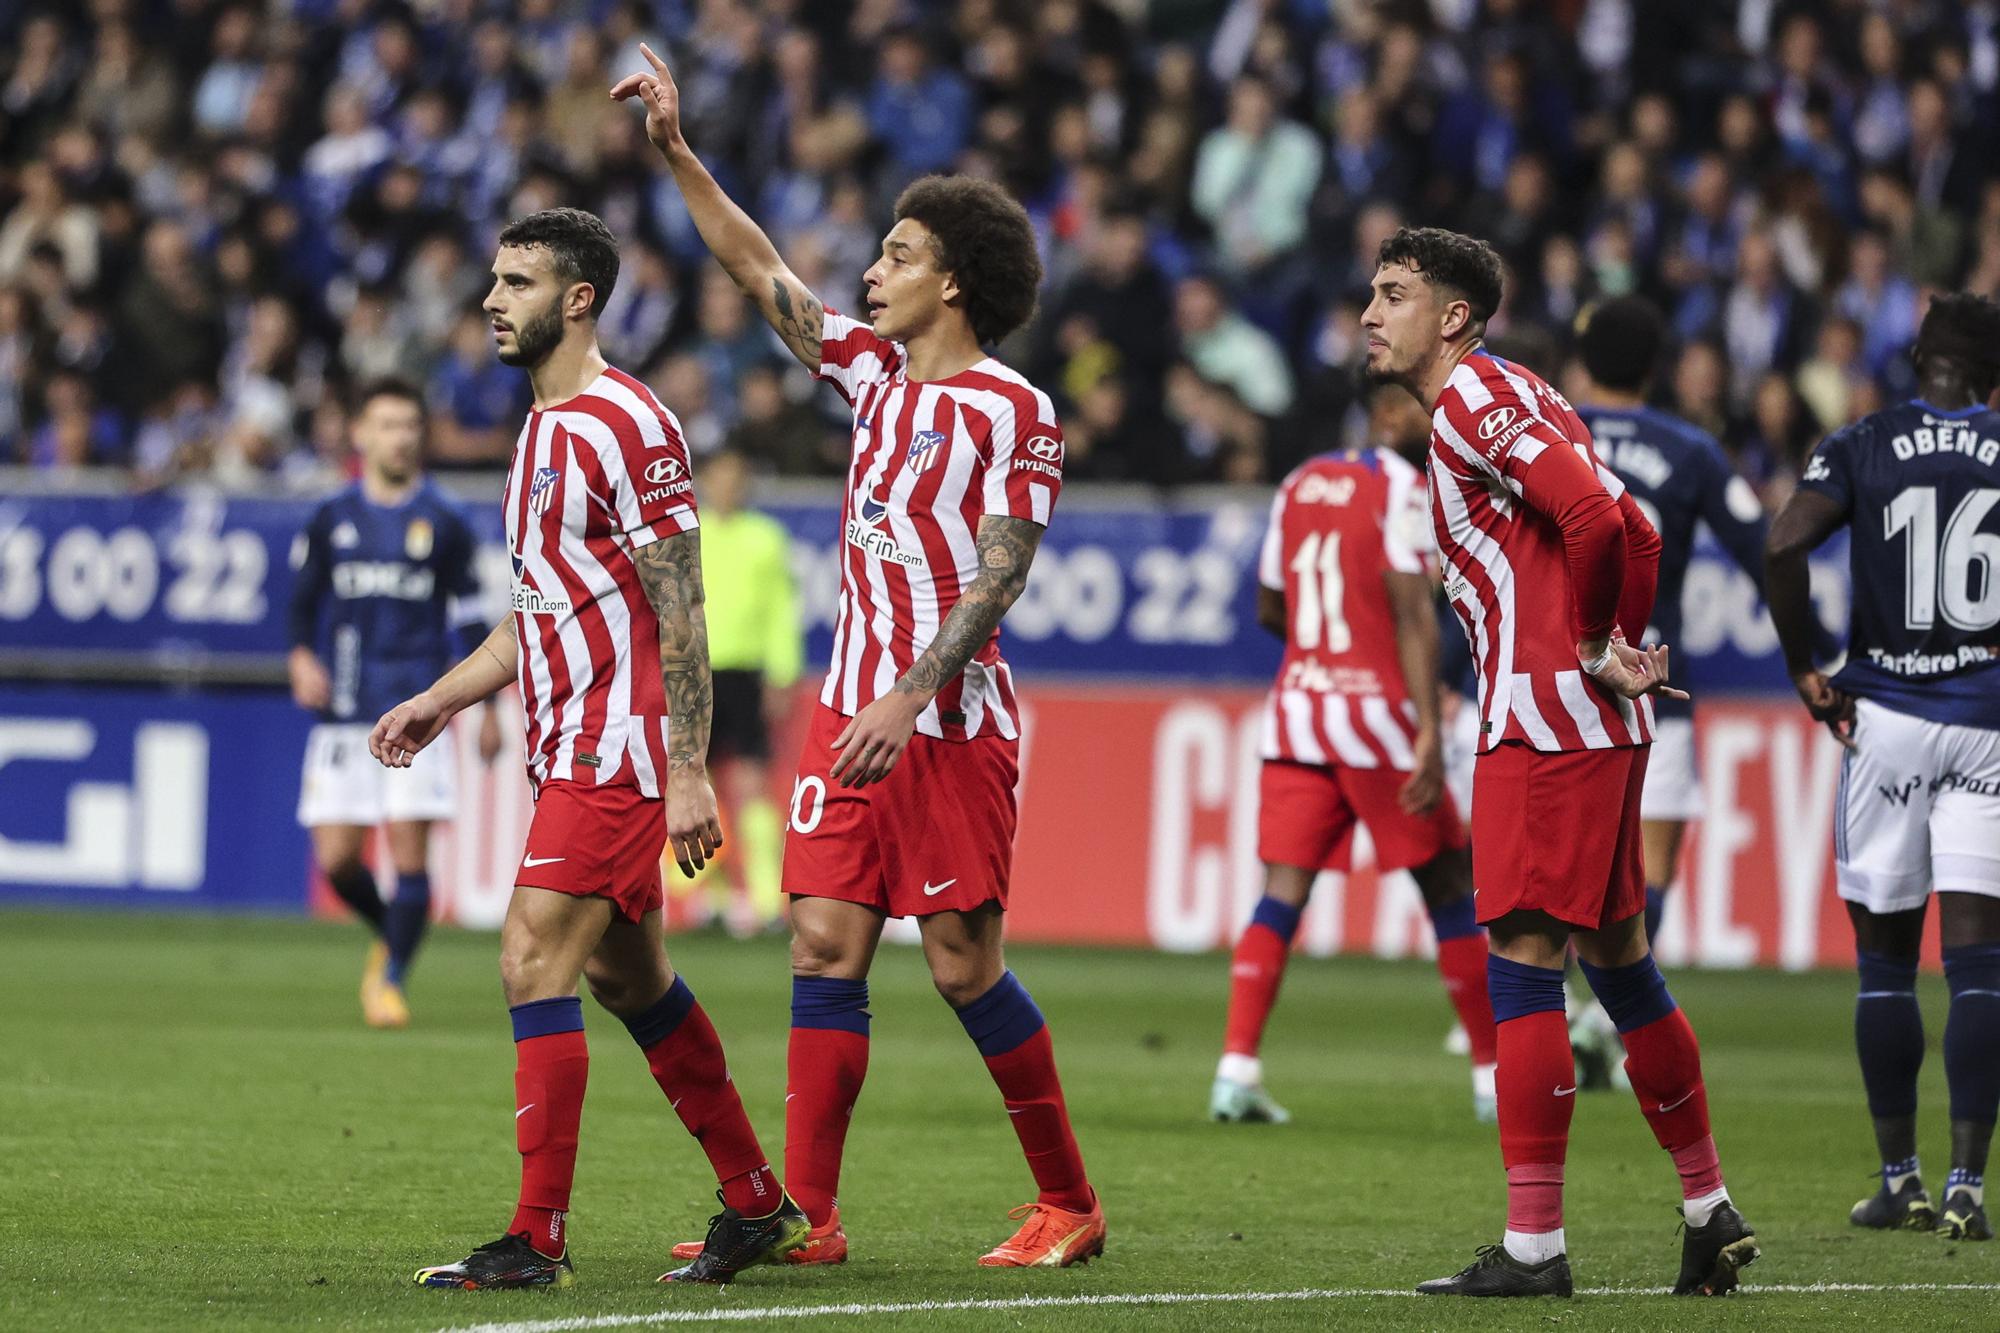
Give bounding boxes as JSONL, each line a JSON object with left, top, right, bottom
{"left": 1213, "top": 759, "right": 1351, "bottom": 1123}
{"left": 1845, "top": 900, "right": 1935, "bottom": 1229}
{"left": 1638, "top": 715, "right": 1703, "bottom": 945}
{"left": 585, "top": 909, "right": 807, "bottom": 1280}
{"left": 781, "top": 893, "right": 885, "bottom": 1252}
{"left": 415, "top": 884, "right": 608, "bottom": 1288}
{"left": 920, "top": 902, "right": 1103, "bottom": 1268}
{"left": 1836, "top": 698, "right": 1948, "bottom": 1228}
{"left": 1213, "top": 862, "right": 1312, "bottom": 1123}
{"left": 1410, "top": 845, "right": 1499, "bottom": 1120}
{"left": 1641, "top": 821, "right": 1686, "bottom": 944}
{"left": 727, "top": 755, "right": 785, "bottom": 933}
{"left": 370, "top": 819, "right": 432, "bottom": 1023}
{"left": 1932, "top": 716, "right": 2000, "bottom": 1241}
{"left": 312, "top": 823, "right": 387, "bottom": 933}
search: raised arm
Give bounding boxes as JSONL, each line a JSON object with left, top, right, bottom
{"left": 612, "top": 44, "right": 826, "bottom": 370}
{"left": 829, "top": 515, "right": 1045, "bottom": 787}
{"left": 632, "top": 529, "right": 725, "bottom": 874}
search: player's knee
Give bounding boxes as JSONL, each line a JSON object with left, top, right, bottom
{"left": 498, "top": 936, "right": 565, "bottom": 1005}
{"left": 581, "top": 955, "right": 668, "bottom": 1017}
{"left": 928, "top": 952, "right": 1002, "bottom": 1009}
{"left": 790, "top": 923, "right": 860, "bottom": 979}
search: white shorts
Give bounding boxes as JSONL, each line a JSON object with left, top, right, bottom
{"left": 1835, "top": 698, "right": 2000, "bottom": 914}
{"left": 297, "top": 722, "right": 459, "bottom": 828}
{"left": 1639, "top": 717, "right": 1703, "bottom": 822}
{"left": 1443, "top": 696, "right": 1480, "bottom": 821}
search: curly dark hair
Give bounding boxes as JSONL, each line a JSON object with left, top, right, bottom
{"left": 893, "top": 175, "right": 1041, "bottom": 345}
{"left": 1375, "top": 226, "right": 1504, "bottom": 335}
{"left": 497, "top": 207, "right": 620, "bottom": 318}
{"left": 1915, "top": 290, "right": 2000, "bottom": 395}
{"left": 1578, "top": 295, "right": 1666, "bottom": 392}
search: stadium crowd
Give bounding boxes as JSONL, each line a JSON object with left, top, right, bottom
{"left": 1, "top": 0, "right": 1996, "bottom": 500}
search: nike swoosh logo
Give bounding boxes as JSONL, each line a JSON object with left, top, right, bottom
{"left": 1657, "top": 1089, "right": 1695, "bottom": 1113}
{"left": 516, "top": 1104, "right": 536, "bottom": 1119}
{"left": 523, "top": 855, "right": 565, "bottom": 867}
{"left": 1007, "top": 1107, "right": 1025, "bottom": 1115}
{"left": 923, "top": 878, "right": 957, "bottom": 896}
{"left": 671, "top": 1098, "right": 684, "bottom": 1111}
{"left": 1553, "top": 1086, "right": 1577, "bottom": 1097}
{"left": 785, "top": 1093, "right": 797, "bottom": 1102}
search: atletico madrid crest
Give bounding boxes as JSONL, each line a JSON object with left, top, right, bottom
{"left": 907, "top": 428, "right": 945, "bottom": 471}
{"left": 528, "top": 467, "right": 560, "bottom": 516}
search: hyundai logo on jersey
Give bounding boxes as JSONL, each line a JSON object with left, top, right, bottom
{"left": 643, "top": 457, "right": 684, "bottom": 485}
{"left": 528, "top": 467, "right": 560, "bottom": 516}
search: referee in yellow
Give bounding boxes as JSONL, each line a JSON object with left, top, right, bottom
{"left": 691, "top": 447, "right": 804, "bottom": 934}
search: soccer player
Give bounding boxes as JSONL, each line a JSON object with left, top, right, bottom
{"left": 287, "top": 378, "right": 500, "bottom": 1029}
{"left": 615, "top": 46, "right": 1104, "bottom": 1268}
{"left": 1360, "top": 227, "right": 1758, "bottom": 1298}
{"left": 370, "top": 208, "right": 805, "bottom": 1289}
{"left": 686, "top": 447, "right": 803, "bottom": 935}
{"left": 1766, "top": 293, "right": 2000, "bottom": 1243}
{"left": 1211, "top": 382, "right": 1498, "bottom": 1125}
{"left": 1573, "top": 297, "right": 1802, "bottom": 949}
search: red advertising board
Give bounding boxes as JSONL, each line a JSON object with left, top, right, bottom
{"left": 324, "top": 685, "right": 1885, "bottom": 971}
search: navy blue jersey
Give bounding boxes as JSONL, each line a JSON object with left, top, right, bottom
{"left": 287, "top": 480, "right": 486, "bottom": 722}
{"left": 1579, "top": 404, "right": 1774, "bottom": 719}
{"left": 1798, "top": 399, "right": 2000, "bottom": 729}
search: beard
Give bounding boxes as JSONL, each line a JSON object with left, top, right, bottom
{"left": 497, "top": 299, "right": 564, "bottom": 367}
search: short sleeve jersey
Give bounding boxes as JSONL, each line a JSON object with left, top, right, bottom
{"left": 814, "top": 310, "right": 1063, "bottom": 742}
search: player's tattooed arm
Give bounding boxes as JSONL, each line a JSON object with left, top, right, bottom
{"left": 770, "top": 277, "right": 826, "bottom": 370}
{"left": 634, "top": 530, "right": 714, "bottom": 770}
{"left": 896, "top": 515, "right": 1044, "bottom": 700}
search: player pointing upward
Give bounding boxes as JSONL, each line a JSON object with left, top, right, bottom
{"left": 616, "top": 43, "right": 1104, "bottom": 1269}
{"left": 1360, "top": 227, "right": 1759, "bottom": 1298}
{"left": 371, "top": 207, "right": 803, "bottom": 1289}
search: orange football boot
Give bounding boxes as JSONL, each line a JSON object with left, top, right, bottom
{"left": 670, "top": 1204, "right": 847, "bottom": 1266}
{"left": 977, "top": 1196, "right": 1105, "bottom": 1267}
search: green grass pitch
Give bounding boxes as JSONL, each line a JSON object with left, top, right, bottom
{"left": 3, "top": 909, "right": 1994, "bottom": 1331}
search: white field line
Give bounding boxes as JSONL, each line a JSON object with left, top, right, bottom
{"left": 440, "top": 1282, "right": 2000, "bottom": 1333}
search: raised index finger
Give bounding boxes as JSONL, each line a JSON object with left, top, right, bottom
{"left": 639, "top": 41, "right": 669, "bottom": 75}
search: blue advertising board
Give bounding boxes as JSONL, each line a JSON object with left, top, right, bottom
{"left": 0, "top": 484, "right": 1851, "bottom": 691}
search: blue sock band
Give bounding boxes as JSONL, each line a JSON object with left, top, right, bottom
{"left": 1644, "top": 885, "right": 1667, "bottom": 943}
{"left": 1486, "top": 956, "right": 1566, "bottom": 1023}
{"left": 1943, "top": 943, "right": 2000, "bottom": 1128}
{"left": 511, "top": 995, "right": 585, "bottom": 1042}
{"left": 1947, "top": 1167, "right": 1984, "bottom": 1192}
{"left": 1884, "top": 1153, "right": 1921, "bottom": 1182}
{"left": 1855, "top": 950, "right": 1924, "bottom": 1119}
{"left": 621, "top": 976, "right": 696, "bottom": 1048}
{"left": 1577, "top": 955, "right": 1678, "bottom": 1034}
{"left": 383, "top": 871, "right": 431, "bottom": 986}
{"left": 1425, "top": 894, "right": 1479, "bottom": 942}
{"left": 792, "top": 975, "right": 871, "bottom": 1035}
{"left": 953, "top": 970, "right": 1045, "bottom": 1057}
{"left": 1249, "top": 896, "right": 1303, "bottom": 943}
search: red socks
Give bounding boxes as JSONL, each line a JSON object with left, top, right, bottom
{"left": 508, "top": 999, "right": 590, "bottom": 1257}
{"left": 1223, "top": 918, "right": 1295, "bottom": 1058}
{"left": 983, "top": 1026, "right": 1093, "bottom": 1213}
{"left": 1496, "top": 1008, "right": 1575, "bottom": 1231}
{"left": 786, "top": 1026, "right": 870, "bottom": 1226}
{"left": 629, "top": 983, "right": 777, "bottom": 1215}
{"left": 1621, "top": 1008, "right": 1721, "bottom": 1199}
{"left": 1436, "top": 934, "right": 1499, "bottom": 1065}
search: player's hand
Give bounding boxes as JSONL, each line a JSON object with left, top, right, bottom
{"left": 665, "top": 764, "right": 724, "bottom": 877}
{"left": 1791, "top": 669, "right": 1857, "bottom": 750}
{"left": 1579, "top": 636, "right": 1691, "bottom": 703}
{"left": 288, "top": 646, "right": 331, "bottom": 711}
{"left": 1397, "top": 727, "right": 1445, "bottom": 816}
{"left": 370, "top": 692, "right": 450, "bottom": 768}
{"left": 477, "top": 704, "right": 504, "bottom": 766}
{"left": 829, "top": 690, "right": 923, "bottom": 788}
{"left": 609, "top": 42, "right": 684, "bottom": 153}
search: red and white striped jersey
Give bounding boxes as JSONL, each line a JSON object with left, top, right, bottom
{"left": 1257, "top": 447, "right": 1434, "bottom": 770}
{"left": 502, "top": 366, "right": 699, "bottom": 797}
{"left": 813, "top": 311, "right": 1062, "bottom": 741}
{"left": 1428, "top": 353, "right": 1655, "bottom": 752}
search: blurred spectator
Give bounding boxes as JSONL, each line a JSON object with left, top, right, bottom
{"left": 1191, "top": 75, "right": 1320, "bottom": 277}
{"left": 118, "top": 220, "right": 224, "bottom": 416}
{"left": 430, "top": 312, "right": 530, "bottom": 468}
{"left": 75, "top": 21, "right": 180, "bottom": 146}
{"left": 1175, "top": 273, "right": 1293, "bottom": 423}
{"left": 28, "top": 370, "right": 123, "bottom": 470}
{"left": 1836, "top": 229, "right": 1921, "bottom": 376}
{"left": 0, "top": 161, "right": 98, "bottom": 288}
{"left": 724, "top": 362, "right": 842, "bottom": 477}
{"left": 867, "top": 27, "right": 972, "bottom": 188}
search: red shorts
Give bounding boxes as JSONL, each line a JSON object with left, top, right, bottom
{"left": 1471, "top": 741, "right": 1649, "bottom": 929}
{"left": 516, "top": 780, "right": 665, "bottom": 923}
{"left": 782, "top": 703, "right": 1018, "bottom": 918}
{"left": 1257, "top": 759, "right": 1467, "bottom": 872}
